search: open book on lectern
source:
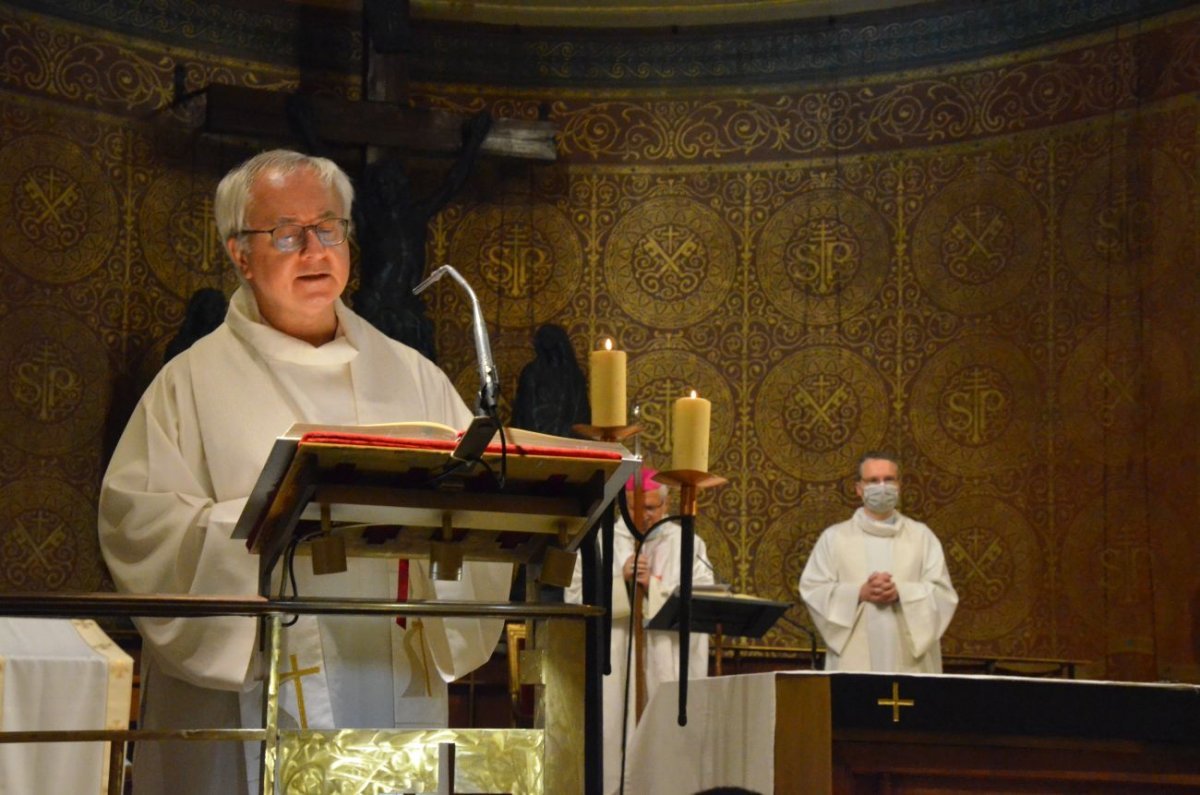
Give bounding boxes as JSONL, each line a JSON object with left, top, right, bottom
{"left": 232, "top": 421, "right": 638, "bottom": 570}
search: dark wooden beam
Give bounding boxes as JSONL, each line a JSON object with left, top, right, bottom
{"left": 203, "top": 84, "right": 557, "bottom": 161}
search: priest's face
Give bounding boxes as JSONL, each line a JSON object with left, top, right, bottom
{"left": 856, "top": 457, "right": 901, "bottom": 517}
{"left": 628, "top": 486, "right": 667, "bottom": 535}
{"left": 227, "top": 166, "right": 350, "bottom": 345}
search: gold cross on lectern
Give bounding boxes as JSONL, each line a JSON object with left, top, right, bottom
{"left": 279, "top": 653, "right": 321, "bottom": 728}
{"left": 877, "top": 681, "right": 915, "bottom": 723}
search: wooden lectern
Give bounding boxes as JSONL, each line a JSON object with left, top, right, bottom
{"left": 233, "top": 422, "right": 638, "bottom": 795}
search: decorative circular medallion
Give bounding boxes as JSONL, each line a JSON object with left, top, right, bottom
{"left": 0, "top": 135, "right": 118, "bottom": 283}
{"left": 628, "top": 349, "right": 733, "bottom": 468}
{"left": 756, "top": 189, "right": 890, "bottom": 325}
{"left": 449, "top": 202, "right": 580, "bottom": 327}
{"left": 912, "top": 173, "right": 1042, "bottom": 315}
{"left": 0, "top": 479, "right": 93, "bottom": 590}
{"left": 604, "top": 196, "right": 735, "bottom": 328}
{"left": 141, "top": 173, "right": 240, "bottom": 298}
{"left": 754, "top": 347, "right": 888, "bottom": 481}
{"left": 0, "top": 307, "right": 109, "bottom": 454}
{"left": 930, "top": 495, "right": 1037, "bottom": 641}
{"left": 754, "top": 492, "right": 851, "bottom": 641}
{"left": 1061, "top": 149, "right": 1190, "bottom": 297}
{"left": 1061, "top": 491, "right": 1170, "bottom": 637}
{"left": 1060, "top": 327, "right": 1188, "bottom": 465}
{"left": 909, "top": 336, "right": 1037, "bottom": 474}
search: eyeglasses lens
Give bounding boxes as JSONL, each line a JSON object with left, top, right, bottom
{"left": 271, "top": 220, "right": 347, "bottom": 252}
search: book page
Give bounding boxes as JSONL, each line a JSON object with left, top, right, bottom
{"left": 284, "top": 421, "right": 631, "bottom": 458}
{"left": 284, "top": 421, "right": 460, "bottom": 441}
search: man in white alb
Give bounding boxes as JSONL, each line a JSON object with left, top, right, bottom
{"left": 99, "top": 149, "right": 511, "bottom": 795}
{"left": 799, "top": 451, "right": 957, "bottom": 673}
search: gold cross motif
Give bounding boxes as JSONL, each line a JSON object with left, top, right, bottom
{"left": 877, "top": 681, "right": 915, "bottom": 723}
{"left": 278, "top": 653, "right": 321, "bottom": 728}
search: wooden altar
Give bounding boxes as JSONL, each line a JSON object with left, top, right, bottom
{"left": 624, "top": 671, "right": 1200, "bottom": 794}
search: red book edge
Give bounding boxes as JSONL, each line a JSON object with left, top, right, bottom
{"left": 298, "top": 431, "right": 623, "bottom": 460}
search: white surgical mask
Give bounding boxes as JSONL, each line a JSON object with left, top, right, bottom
{"left": 862, "top": 482, "right": 899, "bottom": 514}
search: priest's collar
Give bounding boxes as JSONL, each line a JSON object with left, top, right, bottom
{"left": 227, "top": 286, "right": 358, "bottom": 365}
{"left": 853, "top": 507, "right": 903, "bottom": 538}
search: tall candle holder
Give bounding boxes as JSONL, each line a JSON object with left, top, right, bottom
{"left": 571, "top": 421, "right": 643, "bottom": 791}
{"left": 572, "top": 424, "right": 643, "bottom": 647}
{"left": 570, "top": 423, "right": 642, "bottom": 443}
{"left": 652, "top": 468, "right": 728, "bottom": 726}
{"left": 572, "top": 422, "right": 657, "bottom": 719}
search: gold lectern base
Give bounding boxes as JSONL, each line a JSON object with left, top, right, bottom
{"left": 279, "top": 728, "right": 543, "bottom": 794}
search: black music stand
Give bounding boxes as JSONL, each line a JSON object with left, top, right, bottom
{"left": 646, "top": 587, "right": 789, "bottom": 676}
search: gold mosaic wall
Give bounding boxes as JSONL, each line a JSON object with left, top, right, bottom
{"left": 1, "top": 3, "right": 1197, "bottom": 683}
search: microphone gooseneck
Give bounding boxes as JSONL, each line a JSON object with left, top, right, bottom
{"left": 413, "top": 264, "right": 499, "bottom": 415}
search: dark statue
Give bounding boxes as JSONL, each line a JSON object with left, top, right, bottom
{"left": 352, "top": 112, "right": 493, "bottom": 361}
{"left": 511, "top": 324, "right": 590, "bottom": 437}
{"left": 164, "top": 288, "right": 227, "bottom": 364}
{"left": 509, "top": 323, "right": 590, "bottom": 604}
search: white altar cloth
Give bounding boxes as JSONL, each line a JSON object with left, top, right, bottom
{"left": 623, "top": 672, "right": 779, "bottom": 794}
{"left": 0, "top": 618, "right": 133, "bottom": 795}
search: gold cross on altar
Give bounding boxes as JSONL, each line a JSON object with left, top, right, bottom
{"left": 877, "top": 681, "right": 915, "bottom": 723}
{"left": 279, "top": 653, "right": 321, "bottom": 728}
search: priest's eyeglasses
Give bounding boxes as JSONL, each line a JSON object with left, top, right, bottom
{"left": 239, "top": 218, "right": 350, "bottom": 252}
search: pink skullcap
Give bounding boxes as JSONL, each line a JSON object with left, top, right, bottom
{"left": 625, "top": 467, "right": 662, "bottom": 492}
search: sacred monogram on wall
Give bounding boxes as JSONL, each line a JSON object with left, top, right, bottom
{"left": 929, "top": 496, "right": 1038, "bottom": 645}
{"left": 911, "top": 174, "right": 1043, "bottom": 316}
{"left": 756, "top": 189, "right": 890, "bottom": 326}
{"left": 141, "top": 173, "right": 241, "bottom": 299}
{"left": 448, "top": 202, "right": 581, "bottom": 327}
{"left": 0, "top": 479, "right": 99, "bottom": 591}
{"left": 0, "top": 135, "right": 119, "bottom": 284}
{"left": 603, "top": 196, "right": 735, "bottom": 328}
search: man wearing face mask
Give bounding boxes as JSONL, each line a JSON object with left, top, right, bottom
{"left": 799, "top": 451, "right": 958, "bottom": 673}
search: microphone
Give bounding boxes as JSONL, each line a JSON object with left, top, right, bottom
{"left": 696, "top": 554, "right": 729, "bottom": 589}
{"left": 413, "top": 264, "right": 499, "bottom": 415}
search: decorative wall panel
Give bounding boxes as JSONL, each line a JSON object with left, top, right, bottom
{"left": 0, "top": 1, "right": 1197, "bottom": 685}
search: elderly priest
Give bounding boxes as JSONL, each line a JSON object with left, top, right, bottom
{"left": 99, "top": 149, "right": 511, "bottom": 795}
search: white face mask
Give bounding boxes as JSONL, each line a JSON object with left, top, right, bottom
{"left": 862, "top": 482, "right": 899, "bottom": 514}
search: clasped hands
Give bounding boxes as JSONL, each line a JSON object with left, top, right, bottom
{"left": 623, "top": 555, "right": 651, "bottom": 588}
{"left": 859, "top": 571, "right": 899, "bottom": 605}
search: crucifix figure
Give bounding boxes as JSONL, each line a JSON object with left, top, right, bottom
{"left": 351, "top": 112, "right": 492, "bottom": 360}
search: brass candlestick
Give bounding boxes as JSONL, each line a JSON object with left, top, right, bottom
{"left": 652, "top": 468, "right": 728, "bottom": 727}
{"left": 573, "top": 422, "right": 651, "bottom": 717}
{"left": 572, "top": 420, "right": 642, "bottom": 676}
{"left": 570, "top": 423, "right": 643, "bottom": 443}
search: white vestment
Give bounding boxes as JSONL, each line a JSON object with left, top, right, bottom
{"left": 799, "top": 508, "right": 957, "bottom": 673}
{"left": 565, "top": 516, "right": 714, "bottom": 795}
{"left": 99, "top": 287, "right": 511, "bottom": 795}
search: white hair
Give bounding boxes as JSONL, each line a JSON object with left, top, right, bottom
{"left": 627, "top": 483, "right": 669, "bottom": 501}
{"left": 214, "top": 149, "right": 354, "bottom": 265}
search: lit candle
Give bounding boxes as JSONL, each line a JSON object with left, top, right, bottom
{"left": 672, "top": 390, "right": 711, "bottom": 472}
{"left": 589, "top": 338, "right": 627, "bottom": 427}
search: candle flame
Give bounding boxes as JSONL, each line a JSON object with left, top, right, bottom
{"left": 604, "top": 338, "right": 613, "bottom": 351}
{"left": 689, "top": 389, "right": 697, "bottom": 399}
